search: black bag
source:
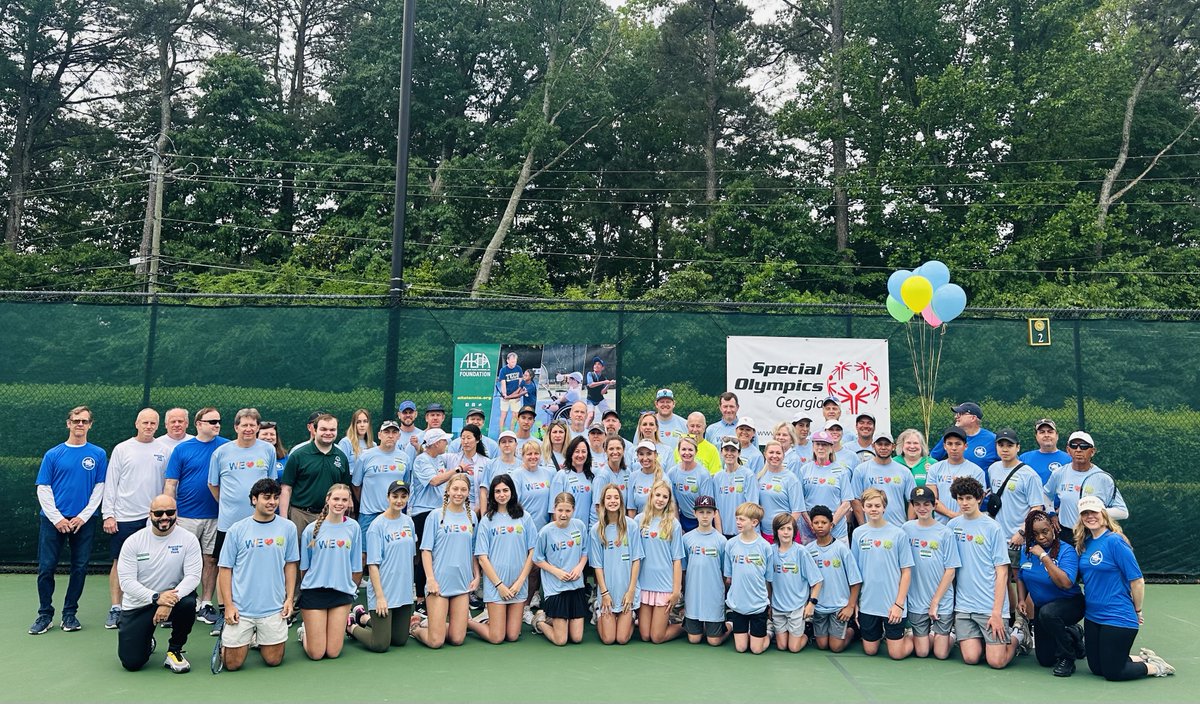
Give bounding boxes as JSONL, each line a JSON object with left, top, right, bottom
{"left": 986, "top": 463, "right": 1027, "bottom": 518}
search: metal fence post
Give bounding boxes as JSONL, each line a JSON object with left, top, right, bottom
{"left": 1073, "top": 317, "right": 1086, "bottom": 431}
{"left": 615, "top": 302, "right": 625, "bottom": 416}
{"left": 141, "top": 297, "right": 159, "bottom": 408}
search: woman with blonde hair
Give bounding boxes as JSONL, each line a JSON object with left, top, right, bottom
{"left": 635, "top": 481, "right": 684, "bottom": 644}
{"left": 411, "top": 473, "right": 478, "bottom": 649}
{"left": 298, "top": 484, "right": 360, "bottom": 660}
{"left": 541, "top": 420, "right": 570, "bottom": 471}
{"left": 894, "top": 428, "right": 932, "bottom": 488}
{"left": 337, "top": 409, "right": 376, "bottom": 460}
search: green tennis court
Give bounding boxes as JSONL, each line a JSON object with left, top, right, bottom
{"left": 1, "top": 575, "right": 1192, "bottom": 702}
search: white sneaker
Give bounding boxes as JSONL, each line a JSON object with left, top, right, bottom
{"left": 531, "top": 610, "right": 548, "bottom": 635}
{"left": 471, "top": 610, "right": 490, "bottom": 624}
{"left": 522, "top": 606, "right": 535, "bottom": 626}
{"left": 296, "top": 624, "right": 305, "bottom": 644}
{"left": 163, "top": 650, "right": 191, "bottom": 673}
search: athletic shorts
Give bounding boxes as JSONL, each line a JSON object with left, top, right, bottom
{"left": 109, "top": 519, "right": 146, "bottom": 559}
{"left": 859, "top": 612, "right": 905, "bottom": 642}
{"left": 771, "top": 606, "right": 810, "bottom": 637}
{"left": 812, "top": 611, "right": 850, "bottom": 639}
{"left": 176, "top": 517, "right": 217, "bottom": 554}
{"left": 955, "top": 611, "right": 1010, "bottom": 645}
{"left": 683, "top": 618, "right": 726, "bottom": 638}
{"left": 358, "top": 512, "right": 379, "bottom": 552}
{"left": 640, "top": 590, "right": 672, "bottom": 607}
{"left": 542, "top": 588, "right": 588, "bottom": 620}
{"left": 501, "top": 397, "right": 522, "bottom": 413}
{"left": 729, "top": 609, "right": 768, "bottom": 637}
{"left": 222, "top": 613, "right": 288, "bottom": 648}
{"left": 908, "top": 610, "right": 954, "bottom": 637}
{"left": 298, "top": 587, "right": 355, "bottom": 611}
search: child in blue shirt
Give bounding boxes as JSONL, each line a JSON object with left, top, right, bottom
{"left": 806, "top": 505, "right": 860, "bottom": 652}
{"left": 469, "top": 474, "right": 536, "bottom": 645}
{"left": 902, "top": 486, "right": 959, "bottom": 660}
{"left": 853, "top": 487, "right": 915, "bottom": 660}
{"left": 532, "top": 492, "right": 589, "bottom": 646}
{"left": 682, "top": 495, "right": 729, "bottom": 647}
{"left": 590, "top": 484, "right": 642, "bottom": 645}
{"left": 349, "top": 480, "right": 416, "bottom": 653}
{"left": 635, "top": 480, "right": 685, "bottom": 644}
{"left": 412, "top": 473, "right": 478, "bottom": 650}
{"left": 724, "top": 501, "right": 774, "bottom": 654}
{"left": 298, "top": 484, "right": 360, "bottom": 662}
{"left": 770, "top": 512, "right": 823, "bottom": 652}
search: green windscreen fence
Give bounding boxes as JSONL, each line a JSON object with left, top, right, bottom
{"left": 2, "top": 297, "right": 1195, "bottom": 578}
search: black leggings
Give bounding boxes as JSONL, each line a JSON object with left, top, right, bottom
{"left": 412, "top": 511, "right": 431, "bottom": 600}
{"left": 1084, "top": 618, "right": 1148, "bottom": 681}
{"left": 1032, "top": 594, "right": 1085, "bottom": 667}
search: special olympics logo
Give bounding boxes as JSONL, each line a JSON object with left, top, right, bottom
{"left": 459, "top": 352, "right": 491, "bottom": 371}
{"left": 82, "top": 457, "right": 97, "bottom": 470}
{"left": 1089, "top": 550, "right": 1103, "bottom": 566}
{"left": 826, "top": 361, "right": 881, "bottom": 414}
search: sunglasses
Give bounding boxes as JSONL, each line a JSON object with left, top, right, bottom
{"left": 198, "top": 419, "right": 222, "bottom": 425}
{"left": 1067, "top": 442, "right": 1093, "bottom": 450}
{"left": 151, "top": 509, "right": 177, "bottom": 517}
{"left": 259, "top": 421, "right": 277, "bottom": 430}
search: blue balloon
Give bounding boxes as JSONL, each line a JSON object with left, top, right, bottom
{"left": 887, "top": 270, "right": 912, "bottom": 301}
{"left": 917, "top": 260, "right": 951, "bottom": 291}
{"left": 930, "top": 283, "right": 967, "bottom": 322}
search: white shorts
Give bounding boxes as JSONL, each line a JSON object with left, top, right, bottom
{"left": 222, "top": 613, "right": 288, "bottom": 648}
{"left": 176, "top": 517, "right": 218, "bottom": 555}
{"left": 770, "top": 606, "right": 809, "bottom": 637}
{"left": 500, "top": 397, "right": 522, "bottom": 413}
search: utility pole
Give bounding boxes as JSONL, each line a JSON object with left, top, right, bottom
{"left": 149, "top": 149, "right": 165, "bottom": 296}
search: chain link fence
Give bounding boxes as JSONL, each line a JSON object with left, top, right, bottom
{"left": 2, "top": 292, "right": 1196, "bottom": 578}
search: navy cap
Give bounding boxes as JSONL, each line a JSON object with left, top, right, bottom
{"left": 695, "top": 495, "right": 717, "bottom": 510}
{"left": 942, "top": 426, "right": 967, "bottom": 442}
{"left": 425, "top": 403, "right": 445, "bottom": 413}
{"left": 951, "top": 401, "right": 983, "bottom": 419}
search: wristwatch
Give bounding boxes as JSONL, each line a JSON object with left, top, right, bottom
{"left": 151, "top": 592, "right": 160, "bottom": 605}
{"left": 809, "top": 597, "right": 819, "bottom": 605}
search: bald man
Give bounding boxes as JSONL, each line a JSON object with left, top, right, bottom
{"left": 117, "top": 495, "right": 201, "bottom": 673}
{"left": 568, "top": 401, "right": 589, "bottom": 438}
{"left": 670, "top": 413, "right": 721, "bottom": 474}
{"left": 102, "top": 408, "right": 168, "bottom": 629}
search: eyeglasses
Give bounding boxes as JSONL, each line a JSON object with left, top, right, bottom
{"left": 198, "top": 419, "right": 222, "bottom": 425}
{"left": 150, "top": 509, "right": 177, "bottom": 517}
{"left": 259, "top": 421, "right": 276, "bottom": 429}
{"left": 68, "top": 419, "right": 92, "bottom": 425}
{"left": 1067, "top": 442, "right": 1093, "bottom": 450}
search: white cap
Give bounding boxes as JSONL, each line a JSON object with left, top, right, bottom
{"left": 423, "top": 429, "right": 450, "bottom": 445}
{"left": 498, "top": 430, "right": 517, "bottom": 441}
{"left": 636, "top": 440, "right": 657, "bottom": 453}
{"left": 790, "top": 412, "right": 812, "bottom": 423}
{"left": 1077, "top": 496, "right": 1105, "bottom": 514}
{"left": 735, "top": 416, "right": 755, "bottom": 431}
{"left": 821, "top": 418, "right": 844, "bottom": 431}
{"left": 1067, "top": 431, "right": 1095, "bottom": 448}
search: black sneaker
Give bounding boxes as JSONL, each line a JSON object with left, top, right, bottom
{"left": 60, "top": 614, "right": 82, "bottom": 632}
{"left": 1053, "top": 658, "right": 1076, "bottom": 677}
{"left": 28, "top": 615, "right": 52, "bottom": 635}
{"left": 468, "top": 593, "right": 484, "bottom": 611}
{"left": 196, "top": 604, "right": 218, "bottom": 625}
{"left": 1069, "top": 624, "right": 1086, "bottom": 660}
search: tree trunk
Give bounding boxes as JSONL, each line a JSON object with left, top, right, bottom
{"left": 830, "top": 0, "right": 849, "bottom": 253}
{"left": 471, "top": 148, "right": 536, "bottom": 294}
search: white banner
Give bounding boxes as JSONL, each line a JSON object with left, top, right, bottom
{"left": 726, "top": 336, "right": 891, "bottom": 444}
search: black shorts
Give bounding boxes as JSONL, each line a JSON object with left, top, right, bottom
{"left": 684, "top": 617, "right": 726, "bottom": 638}
{"left": 297, "top": 587, "right": 355, "bottom": 611}
{"left": 859, "top": 612, "right": 905, "bottom": 642}
{"left": 213, "top": 530, "right": 227, "bottom": 560}
{"left": 542, "top": 588, "right": 588, "bottom": 620}
{"left": 109, "top": 520, "right": 145, "bottom": 559}
{"left": 729, "top": 609, "right": 768, "bottom": 637}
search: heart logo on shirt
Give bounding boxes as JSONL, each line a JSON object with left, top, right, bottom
{"left": 337, "top": 540, "right": 345, "bottom": 547}
{"left": 265, "top": 538, "right": 273, "bottom": 545}
{"left": 567, "top": 540, "right": 574, "bottom": 547}
{"left": 650, "top": 532, "right": 658, "bottom": 538}
{"left": 873, "top": 540, "right": 881, "bottom": 547}
{"left": 884, "top": 477, "right": 892, "bottom": 483}
{"left": 507, "top": 526, "right": 514, "bottom": 533}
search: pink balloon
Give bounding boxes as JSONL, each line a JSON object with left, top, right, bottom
{"left": 921, "top": 305, "right": 942, "bottom": 327}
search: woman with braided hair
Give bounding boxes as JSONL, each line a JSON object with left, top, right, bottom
{"left": 297, "top": 484, "right": 360, "bottom": 660}
{"left": 411, "top": 473, "right": 479, "bottom": 648}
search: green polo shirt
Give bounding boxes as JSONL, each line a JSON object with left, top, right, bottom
{"left": 281, "top": 441, "right": 352, "bottom": 510}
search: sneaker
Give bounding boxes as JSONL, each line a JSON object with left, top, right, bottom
{"left": 522, "top": 606, "right": 535, "bottom": 626}
{"left": 1141, "top": 649, "right": 1175, "bottom": 676}
{"left": 159, "top": 620, "right": 173, "bottom": 629}
{"left": 531, "top": 610, "right": 548, "bottom": 635}
{"left": 414, "top": 603, "right": 427, "bottom": 618}
{"left": 60, "top": 614, "right": 82, "bottom": 632}
{"left": 1053, "top": 658, "right": 1076, "bottom": 677}
{"left": 469, "top": 593, "right": 484, "bottom": 610}
{"left": 351, "top": 605, "right": 368, "bottom": 628}
{"left": 209, "top": 615, "right": 224, "bottom": 637}
{"left": 471, "top": 610, "right": 490, "bottom": 624}
{"left": 765, "top": 620, "right": 775, "bottom": 638}
{"left": 1069, "top": 624, "right": 1086, "bottom": 659}
{"left": 163, "top": 650, "right": 191, "bottom": 673}
{"left": 149, "top": 635, "right": 157, "bottom": 654}
{"left": 1010, "top": 625, "right": 1027, "bottom": 654}
{"left": 105, "top": 607, "right": 121, "bottom": 629}
{"left": 296, "top": 624, "right": 305, "bottom": 644}
{"left": 28, "top": 615, "right": 53, "bottom": 635}
{"left": 196, "top": 604, "right": 218, "bottom": 625}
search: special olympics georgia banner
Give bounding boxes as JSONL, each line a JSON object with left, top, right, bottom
{"left": 726, "top": 336, "right": 891, "bottom": 444}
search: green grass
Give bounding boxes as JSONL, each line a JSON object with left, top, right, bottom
{"left": 0, "top": 575, "right": 1194, "bottom": 702}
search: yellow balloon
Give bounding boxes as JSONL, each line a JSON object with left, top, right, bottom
{"left": 900, "top": 275, "right": 934, "bottom": 313}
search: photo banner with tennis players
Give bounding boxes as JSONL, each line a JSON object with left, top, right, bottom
{"left": 452, "top": 343, "right": 618, "bottom": 437}
{"left": 726, "top": 336, "right": 891, "bottom": 443}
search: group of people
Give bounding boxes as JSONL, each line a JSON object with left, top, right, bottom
{"left": 30, "top": 392, "right": 1174, "bottom": 682}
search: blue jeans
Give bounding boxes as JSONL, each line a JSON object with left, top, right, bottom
{"left": 37, "top": 515, "right": 96, "bottom": 618}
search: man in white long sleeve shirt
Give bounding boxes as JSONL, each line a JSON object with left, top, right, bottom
{"left": 117, "top": 495, "right": 202, "bottom": 673}
{"left": 157, "top": 407, "right": 194, "bottom": 455}
{"left": 102, "top": 408, "right": 168, "bottom": 629}
{"left": 30, "top": 406, "right": 107, "bottom": 635}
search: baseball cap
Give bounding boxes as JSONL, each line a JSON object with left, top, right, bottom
{"left": 587, "top": 423, "right": 605, "bottom": 434}
{"left": 518, "top": 405, "right": 536, "bottom": 417}
{"left": 1067, "top": 431, "right": 1095, "bottom": 448}
{"left": 592, "top": 356, "right": 605, "bottom": 365}
{"left": 307, "top": 411, "right": 326, "bottom": 424}
{"left": 636, "top": 440, "right": 658, "bottom": 453}
{"left": 873, "top": 432, "right": 894, "bottom": 444}
{"left": 397, "top": 400, "right": 416, "bottom": 412}
{"left": 425, "top": 403, "right": 445, "bottom": 413}
{"left": 387, "top": 480, "right": 410, "bottom": 495}
{"left": 1077, "top": 496, "right": 1105, "bottom": 514}
{"left": 602, "top": 409, "right": 620, "bottom": 420}
{"left": 735, "top": 416, "right": 755, "bottom": 431}
{"left": 857, "top": 413, "right": 876, "bottom": 423}
{"left": 910, "top": 486, "right": 935, "bottom": 504}
{"left": 465, "top": 408, "right": 485, "bottom": 419}
{"left": 942, "top": 426, "right": 967, "bottom": 442}
{"left": 951, "top": 401, "right": 983, "bottom": 418}
{"left": 810, "top": 431, "right": 834, "bottom": 445}
{"left": 423, "top": 428, "right": 450, "bottom": 445}
{"left": 1034, "top": 418, "right": 1057, "bottom": 430}
{"left": 694, "top": 495, "right": 717, "bottom": 511}
{"left": 822, "top": 419, "right": 843, "bottom": 431}
{"left": 790, "top": 412, "right": 812, "bottom": 423}
{"left": 720, "top": 438, "right": 739, "bottom": 450}
{"left": 821, "top": 395, "right": 840, "bottom": 407}
{"left": 568, "top": 371, "right": 583, "bottom": 384}
{"left": 995, "top": 428, "right": 1019, "bottom": 444}
{"left": 380, "top": 420, "right": 401, "bottom": 432}
{"left": 656, "top": 388, "right": 674, "bottom": 400}
{"left": 498, "top": 430, "right": 517, "bottom": 441}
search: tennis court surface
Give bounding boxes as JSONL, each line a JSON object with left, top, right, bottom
{"left": 1, "top": 575, "right": 1192, "bottom": 703}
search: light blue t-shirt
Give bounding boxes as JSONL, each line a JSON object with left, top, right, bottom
{"left": 712, "top": 466, "right": 759, "bottom": 537}
{"left": 772, "top": 541, "right": 824, "bottom": 612}
{"left": 682, "top": 528, "right": 726, "bottom": 622}
{"left": 656, "top": 414, "right": 689, "bottom": 452}
{"left": 724, "top": 535, "right": 774, "bottom": 614}
{"left": 535, "top": 518, "right": 588, "bottom": 598}
{"left": 807, "top": 540, "right": 862, "bottom": 614}
{"left": 902, "top": 520, "right": 959, "bottom": 614}
{"left": 208, "top": 440, "right": 278, "bottom": 531}
{"left": 419, "top": 508, "right": 476, "bottom": 597}
{"left": 218, "top": 514, "right": 300, "bottom": 618}
{"left": 785, "top": 443, "right": 813, "bottom": 470}
{"left": 589, "top": 520, "right": 644, "bottom": 613}
{"left": 986, "top": 462, "right": 1046, "bottom": 536}
{"left": 741, "top": 445, "right": 764, "bottom": 475}
{"left": 1044, "top": 464, "right": 1127, "bottom": 530}
{"left": 924, "top": 459, "right": 986, "bottom": 523}
{"left": 757, "top": 468, "right": 806, "bottom": 537}
{"left": 475, "top": 511, "right": 536, "bottom": 603}
{"left": 513, "top": 466, "right": 556, "bottom": 531}
{"left": 164, "top": 436, "right": 229, "bottom": 519}
{"left": 444, "top": 450, "right": 489, "bottom": 501}
{"left": 549, "top": 470, "right": 595, "bottom": 533}
{"left": 352, "top": 445, "right": 410, "bottom": 516}
{"left": 36, "top": 442, "right": 108, "bottom": 518}
{"left": 853, "top": 460, "right": 917, "bottom": 527}
{"left": 853, "top": 523, "right": 914, "bottom": 617}
{"left": 799, "top": 461, "right": 852, "bottom": 538}
{"left": 482, "top": 457, "right": 521, "bottom": 490}
{"left": 365, "top": 513, "right": 416, "bottom": 609}
{"left": 300, "top": 517, "right": 359, "bottom": 595}
{"left": 668, "top": 464, "right": 713, "bottom": 520}
{"left": 408, "top": 452, "right": 446, "bottom": 515}
{"left": 592, "top": 464, "right": 632, "bottom": 507}
{"left": 626, "top": 469, "right": 662, "bottom": 515}
{"left": 947, "top": 513, "right": 1009, "bottom": 614}
{"left": 704, "top": 419, "right": 738, "bottom": 446}
{"left": 635, "top": 513, "right": 685, "bottom": 593}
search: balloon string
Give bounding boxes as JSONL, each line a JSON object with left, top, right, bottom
{"left": 905, "top": 317, "right": 924, "bottom": 437}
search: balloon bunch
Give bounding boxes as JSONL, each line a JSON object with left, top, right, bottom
{"left": 884, "top": 260, "right": 969, "bottom": 439}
